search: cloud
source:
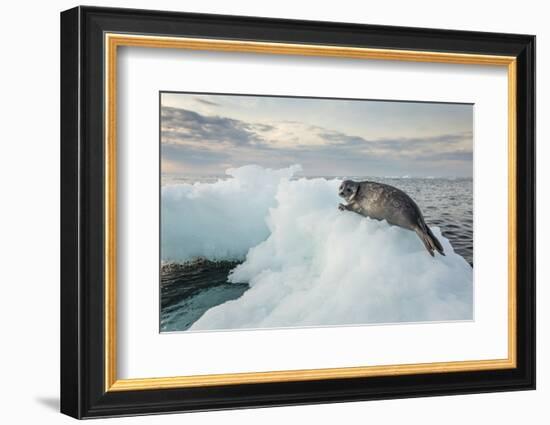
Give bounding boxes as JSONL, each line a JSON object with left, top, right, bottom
{"left": 375, "top": 132, "right": 471, "bottom": 150}
{"left": 420, "top": 150, "right": 473, "bottom": 161}
{"left": 160, "top": 105, "right": 473, "bottom": 176}
{"left": 318, "top": 131, "right": 370, "bottom": 147}
{"left": 161, "top": 107, "right": 265, "bottom": 146}
{"left": 162, "top": 144, "right": 231, "bottom": 165}
{"left": 194, "top": 98, "right": 220, "bottom": 106}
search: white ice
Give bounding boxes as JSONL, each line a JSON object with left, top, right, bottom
{"left": 161, "top": 165, "right": 301, "bottom": 262}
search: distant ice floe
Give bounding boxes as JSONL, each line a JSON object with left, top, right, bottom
{"left": 162, "top": 165, "right": 473, "bottom": 330}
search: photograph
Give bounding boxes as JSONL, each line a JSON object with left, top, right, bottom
{"left": 159, "top": 92, "right": 474, "bottom": 332}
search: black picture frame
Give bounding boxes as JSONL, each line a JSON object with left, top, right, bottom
{"left": 61, "top": 5, "right": 535, "bottom": 419}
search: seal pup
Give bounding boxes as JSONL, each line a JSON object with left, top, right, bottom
{"left": 338, "top": 180, "right": 444, "bottom": 257}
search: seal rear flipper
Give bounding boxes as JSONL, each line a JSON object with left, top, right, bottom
{"left": 426, "top": 226, "right": 445, "bottom": 256}
{"left": 414, "top": 227, "right": 435, "bottom": 256}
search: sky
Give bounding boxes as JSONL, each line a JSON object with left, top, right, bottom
{"left": 160, "top": 92, "right": 473, "bottom": 178}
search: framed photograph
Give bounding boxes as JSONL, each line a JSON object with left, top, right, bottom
{"left": 60, "top": 6, "right": 535, "bottom": 419}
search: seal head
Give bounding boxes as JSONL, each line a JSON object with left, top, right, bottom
{"left": 338, "top": 180, "right": 360, "bottom": 202}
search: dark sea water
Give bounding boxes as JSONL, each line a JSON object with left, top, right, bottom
{"left": 161, "top": 260, "right": 248, "bottom": 332}
{"left": 160, "top": 177, "right": 473, "bottom": 332}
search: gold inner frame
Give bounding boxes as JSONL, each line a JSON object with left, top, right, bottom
{"left": 104, "top": 33, "right": 517, "bottom": 392}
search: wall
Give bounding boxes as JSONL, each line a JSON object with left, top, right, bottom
{"left": 0, "top": 0, "right": 545, "bottom": 423}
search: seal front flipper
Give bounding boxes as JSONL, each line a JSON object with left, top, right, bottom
{"left": 338, "top": 203, "right": 349, "bottom": 211}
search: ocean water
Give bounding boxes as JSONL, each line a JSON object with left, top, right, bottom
{"left": 160, "top": 169, "right": 473, "bottom": 332}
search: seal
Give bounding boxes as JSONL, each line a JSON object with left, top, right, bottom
{"left": 338, "top": 179, "right": 445, "bottom": 257}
